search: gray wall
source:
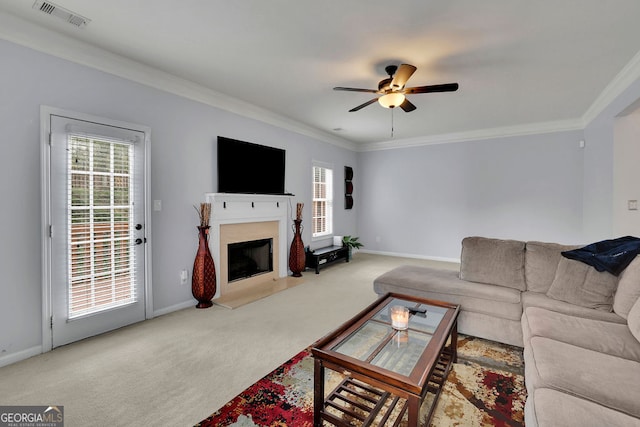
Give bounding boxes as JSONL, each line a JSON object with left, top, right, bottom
{"left": 583, "top": 78, "right": 640, "bottom": 241}
{"left": 357, "top": 131, "right": 586, "bottom": 260}
{"left": 0, "top": 39, "right": 356, "bottom": 362}
{"left": 3, "top": 34, "right": 640, "bottom": 364}
{"left": 357, "top": 70, "right": 640, "bottom": 260}
{"left": 613, "top": 108, "right": 640, "bottom": 236}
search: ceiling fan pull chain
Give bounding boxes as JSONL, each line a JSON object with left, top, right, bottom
{"left": 391, "top": 108, "right": 395, "bottom": 138}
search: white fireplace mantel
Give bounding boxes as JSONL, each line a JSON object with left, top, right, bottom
{"left": 204, "top": 193, "right": 293, "bottom": 299}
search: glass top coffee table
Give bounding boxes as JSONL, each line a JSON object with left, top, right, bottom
{"left": 312, "top": 293, "right": 460, "bottom": 426}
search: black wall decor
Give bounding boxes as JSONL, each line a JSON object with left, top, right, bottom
{"left": 345, "top": 166, "right": 354, "bottom": 209}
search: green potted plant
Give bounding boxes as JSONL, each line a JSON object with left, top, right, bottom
{"left": 342, "top": 235, "right": 363, "bottom": 260}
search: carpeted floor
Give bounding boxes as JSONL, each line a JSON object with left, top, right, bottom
{"left": 0, "top": 253, "right": 461, "bottom": 427}
{"left": 196, "top": 335, "right": 526, "bottom": 427}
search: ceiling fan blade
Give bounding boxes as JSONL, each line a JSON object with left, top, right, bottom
{"left": 399, "top": 99, "right": 417, "bottom": 112}
{"left": 404, "top": 83, "right": 459, "bottom": 94}
{"left": 349, "top": 98, "right": 379, "bottom": 112}
{"left": 390, "top": 64, "right": 417, "bottom": 90}
{"left": 334, "top": 87, "right": 379, "bottom": 93}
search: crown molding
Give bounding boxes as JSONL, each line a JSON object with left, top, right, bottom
{"left": 0, "top": 11, "right": 356, "bottom": 151}
{"left": 358, "top": 118, "right": 586, "bottom": 152}
{"left": 582, "top": 48, "right": 640, "bottom": 124}
{"left": 3, "top": 9, "right": 639, "bottom": 154}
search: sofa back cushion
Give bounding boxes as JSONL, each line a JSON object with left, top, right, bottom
{"left": 459, "top": 236, "right": 526, "bottom": 290}
{"left": 629, "top": 296, "right": 640, "bottom": 342}
{"left": 614, "top": 255, "right": 640, "bottom": 319}
{"left": 525, "top": 241, "right": 580, "bottom": 293}
{"left": 546, "top": 257, "right": 618, "bottom": 311}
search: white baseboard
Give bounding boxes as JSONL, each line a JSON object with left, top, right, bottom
{"left": 359, "top": 249, "right": 460, "bottom": 264}
{"left": 153, "top": 300, "right": 195, "bottom": 317}
{"left": 0, "top": 345, "right": 42, "bottom": 368}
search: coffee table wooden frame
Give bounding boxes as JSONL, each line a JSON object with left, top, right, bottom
{"left": 312, "top": 293, "right": 460, "bottom": 426}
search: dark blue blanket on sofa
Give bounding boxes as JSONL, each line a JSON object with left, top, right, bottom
{"left": 561, "top": 235, "right": 640, "bottom": 276}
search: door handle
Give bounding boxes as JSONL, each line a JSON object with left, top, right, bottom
{"left": 135, "top": 238, "right": 143, "bottom": 245}
{"left": 135, "top": 224, "right": 143, "bottom": 230}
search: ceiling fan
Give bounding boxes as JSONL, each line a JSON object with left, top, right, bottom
{"left": 334, "top": 64, "right": 459, "bottom": 112}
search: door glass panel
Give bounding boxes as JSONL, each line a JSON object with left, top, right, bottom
{"left": 67, "top": 135, "right": 136, "bottom": 319}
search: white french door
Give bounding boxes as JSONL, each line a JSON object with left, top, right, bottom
{"left": 45, "top": 110, "right": 149, "bottom": 348}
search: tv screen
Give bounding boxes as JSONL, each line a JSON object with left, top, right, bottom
{"left": 217, "top": 136, "right": 286, "bottom": 195}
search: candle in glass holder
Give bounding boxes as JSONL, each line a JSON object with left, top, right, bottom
{"left": 390, "top": 305, "right": 409, "bottom": 330}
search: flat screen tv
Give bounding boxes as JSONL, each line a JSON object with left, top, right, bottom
{"left": 217, "top": 136, "right": 287, "bottom": 195}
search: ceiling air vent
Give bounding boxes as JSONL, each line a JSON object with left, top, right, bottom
{"left": 32, "top": 0, "right": 91, "bottom": 28}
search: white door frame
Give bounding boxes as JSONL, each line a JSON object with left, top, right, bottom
{"left": 40, "top": 105, "right": 153, "bottom": 353}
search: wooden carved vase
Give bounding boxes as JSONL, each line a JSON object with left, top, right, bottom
{"left": 289, "top": 220, "right": 306, "bottom": 277}
{"left": 192, "top": 226, "right": 216, "bottom": 308}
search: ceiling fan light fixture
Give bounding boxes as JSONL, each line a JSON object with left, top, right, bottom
{"left": 378, "top": 92, "right": 405, "bottom": 109}
{"left": 334, "top": 63, "right": 458, "bottom": 113}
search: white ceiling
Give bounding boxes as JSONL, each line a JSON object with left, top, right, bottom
{"left": 2, "top": 1, "right": 640, "bottom": 149}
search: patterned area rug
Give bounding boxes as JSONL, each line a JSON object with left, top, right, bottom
{"left": 195, "top": 335, "right": 525, "bottom": 427}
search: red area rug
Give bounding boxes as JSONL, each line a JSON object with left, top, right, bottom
{"left": 195, "top": 335, "right": 526, "bottom": 427}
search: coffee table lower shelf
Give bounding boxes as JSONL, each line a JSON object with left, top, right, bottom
{"left": 318, "top": 350, "right": 454, "bottom": 427}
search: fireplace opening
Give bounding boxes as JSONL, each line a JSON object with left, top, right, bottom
{"left": 228, "top": 238, "right": 273, "bottom": 282}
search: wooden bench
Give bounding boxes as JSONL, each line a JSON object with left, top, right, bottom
{"left": 305, "top": 245, "right": 349, "bottom": 274}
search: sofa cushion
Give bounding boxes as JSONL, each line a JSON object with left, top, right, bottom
{"left": 458, "top": 311, "right": 523, "bottom": 347}
{"left": 525, "top": 337, "right": 640, "bottom": 418}
{"left": 546, "top": 257, "right": 618, "bottom": 311}
{"left": 459, "top": 236, "right": 526, "bottom": 291}
{"left": 522, "top": 291, "right": 626, "bottom": 323}
{"left": 373, "top": 265, "right": 522, "bottom": 321}
{"left": 629, "top": 296, "right": 640, "bottom": 343}
{"left": 526, "top": 388, "right": 640, "bottom": 427}
{"left": 522, "top": 306, "right": 640, "bottom": 361}
{"left": 525, "top": 241, "right": 579, "bottom": 293}
{"left": 614, "top": 255, "right": 640, "bottom": 319}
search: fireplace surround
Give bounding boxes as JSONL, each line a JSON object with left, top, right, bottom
{"left": 204, "top": 193, "right": 291, "bottom": 300}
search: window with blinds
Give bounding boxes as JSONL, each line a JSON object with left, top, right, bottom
{"left": 67, "top": 135, "right": 137, "bottom": 318}
{"left": 312, "top": 165, "right": 333, "bottom": 237}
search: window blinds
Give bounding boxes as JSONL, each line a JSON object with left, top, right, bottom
{"left": 67, "top": 135, "right": 137, "bottom": 318}
{"left": 312, "top": 166, "right": 333, "bottom": 237}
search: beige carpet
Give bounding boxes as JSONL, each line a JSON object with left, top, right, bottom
{"left": 0, "top": 253, "right": 458, "bottom": 427}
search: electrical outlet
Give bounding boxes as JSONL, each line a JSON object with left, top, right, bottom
{"left": 180, "top": 269, "right": 188, "bottom": 285}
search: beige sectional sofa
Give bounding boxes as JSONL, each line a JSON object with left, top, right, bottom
{"left": 373, "top": 236, "right": 640, "bottom": 427}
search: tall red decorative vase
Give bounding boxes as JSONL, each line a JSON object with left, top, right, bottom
{"left": 289, "top": 219, "right": 306, "bottom": 277}
{"left": 192, "top": 226, "right": 216, "bottom": 308}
